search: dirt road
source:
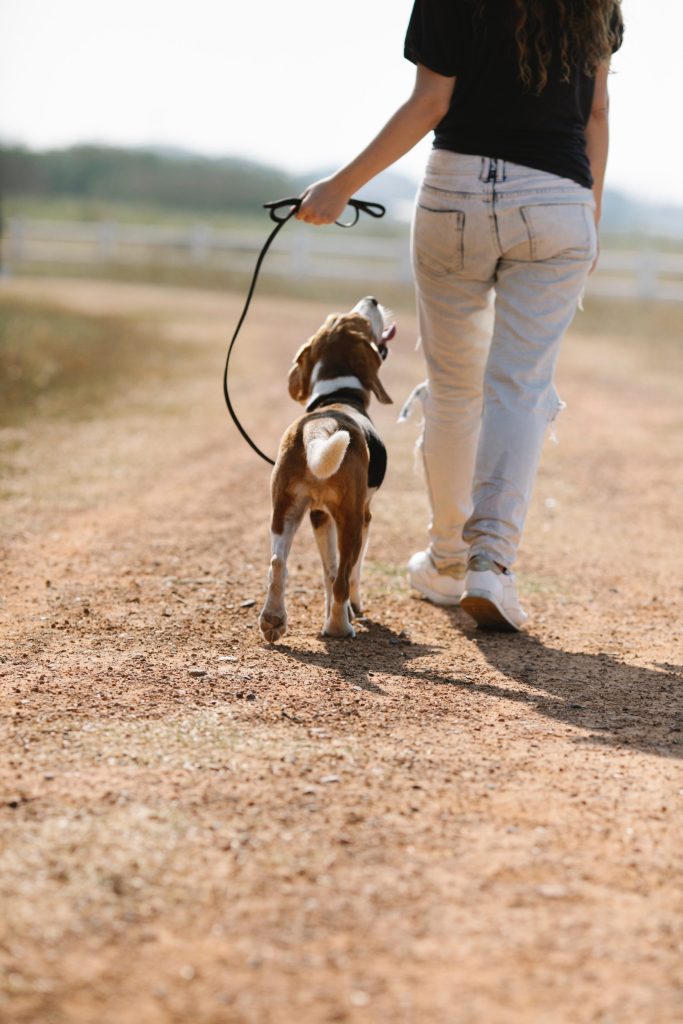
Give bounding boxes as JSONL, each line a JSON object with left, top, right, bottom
{"left": 1, "top": 277, "right": 682, "bottom": 1023}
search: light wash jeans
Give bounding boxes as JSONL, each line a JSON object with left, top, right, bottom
{"left": 411, "top": 150, "right": 597, "bottom": 570}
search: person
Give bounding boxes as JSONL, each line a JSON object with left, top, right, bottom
{"left": 296, "top": 0, "right": 624, "bottom": 631}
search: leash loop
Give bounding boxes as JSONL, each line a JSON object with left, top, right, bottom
{"left": 224, "top": 195, "right": 386, "bottom": 466}
{"left": 263, "top": 196, "right": 386, "bottom": 228}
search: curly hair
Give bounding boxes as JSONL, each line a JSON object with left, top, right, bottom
{"left": 479, "top": 1, "right": 623, "bottom": 94}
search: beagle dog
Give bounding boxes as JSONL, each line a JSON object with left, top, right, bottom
{"left": 259, "top": 297, "right": 395, "bottom": 642}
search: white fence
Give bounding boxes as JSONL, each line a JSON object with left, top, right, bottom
{"left": 3, "top": 217, "right": 683, "bottom": 302}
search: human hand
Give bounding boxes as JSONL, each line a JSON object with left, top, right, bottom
{"left": 295, "top": 177, "right": 352, "bottom": 225}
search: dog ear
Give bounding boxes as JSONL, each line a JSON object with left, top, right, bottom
{"left": 288, "top": 315, "right": 339, "bottom": 402}
{"left": 365, "top": 367, "right": 393, "bottom": 405}
{"left": 288, "top": 341, "right": 314, "bottom": 402}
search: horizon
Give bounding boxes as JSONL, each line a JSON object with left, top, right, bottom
{"left": 2, "top": 139, "right": 682, "bottom": 215}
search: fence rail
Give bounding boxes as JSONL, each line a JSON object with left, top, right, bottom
{"left": 3, "top": 217, "right": 683, "bottom": 302}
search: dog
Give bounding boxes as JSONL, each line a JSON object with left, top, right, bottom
{"left": 258, "top": 297, "right": 395, "bottom": 642}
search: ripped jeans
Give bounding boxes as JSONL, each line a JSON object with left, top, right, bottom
{"left": 411, "top": 150, "right": 597, "bottom": 570}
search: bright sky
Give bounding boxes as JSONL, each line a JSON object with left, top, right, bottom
{"left": 0, "top": 0, "right": 678, "bottom": 204}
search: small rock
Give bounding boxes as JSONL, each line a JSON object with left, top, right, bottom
{"left": 240, "top": 599, "right": 256, "bottom": 609}
{"left": 188, "top": 668, "right": 207, "bottom": 678}
{"left": 246, "top": 691, "right": 257, "bottom": 701}
{"left": 218, "top": 655, "right": 238, "bottom": 662}
{"left": 320, "top": 775, "right": 340, "bottom": 785}
{"left": 162, "top": 608, "right": 172, "bottom": 617}
{"left": 281, "top": 708, "right": 302, "bottom": 723}
{"left": 43, "top": 773, "right": 55, "bottom": 781}
{"left": 535, "top": 884, "right": 568, "bottom": 899}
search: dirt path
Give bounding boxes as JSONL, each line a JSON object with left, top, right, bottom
{"left": 1, "top": 277, "right": 682, "bottom": 1024}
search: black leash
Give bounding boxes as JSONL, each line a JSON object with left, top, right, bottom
{"left": 223, "top": 195, "right": 386, "bottom": 466}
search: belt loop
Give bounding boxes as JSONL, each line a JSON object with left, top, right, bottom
{"left": 479, "top": 157, "right": 487, "bottom": 183}
{"left": 501, "top": 160, "right": 508, "bottom": 182}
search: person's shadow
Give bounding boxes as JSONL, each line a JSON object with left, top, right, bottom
{"left": 273, "top": 614, "right": 683, "bottom": 760}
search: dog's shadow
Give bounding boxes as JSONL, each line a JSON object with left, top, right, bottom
{"left": 273, "top": 610, "right": 683, "bottom": 760}
{"left": 274, "top": 617, "right": 443, "bottom": 695}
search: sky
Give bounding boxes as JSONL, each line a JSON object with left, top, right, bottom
{"left": 0, "top": 0, "right": 679, "bottom": 205}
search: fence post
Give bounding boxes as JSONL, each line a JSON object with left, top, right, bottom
{"left": 290, "top": 232, "right": 311, "bottom": 278}
{"left": 7, "top": 217, "right": 25, "bottom": 267}
{"left": 399, "top": 241, "right": 413, "bottom": 284}
{"left": 190, "top": 223, "right": 211, "bottom": 264}
{"left": 98, "top": 222, "right": 117, "bottom": 262}
{"left": 637, "top": 248, "right": 658, "bottom": 301}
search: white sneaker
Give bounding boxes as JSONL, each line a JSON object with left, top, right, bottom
{"left": 407, "top": 550, "right": 466, "bottom": 606}
{"left": 460, "top": 554, "right": 528, "bottom": 631}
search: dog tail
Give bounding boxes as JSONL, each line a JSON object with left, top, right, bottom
{"left": 304, "top": 421, "right": 350, "bottom": 480}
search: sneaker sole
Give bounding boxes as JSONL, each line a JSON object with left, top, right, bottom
{"left": 460, "top": 592, "right": 521, "bottom": 632}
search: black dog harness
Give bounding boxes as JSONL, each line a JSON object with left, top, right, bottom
{"left": 305, "top": 388, "right": 387, "bottom": 489}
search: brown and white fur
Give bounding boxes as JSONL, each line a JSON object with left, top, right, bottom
{"left": 259, "top": 297, "right": 394, "bottom": 642}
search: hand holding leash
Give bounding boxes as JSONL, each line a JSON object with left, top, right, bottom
{"left": 224, "top": 195, "right": 386, "bottom": 466}
{"left": 264, "top": 196, "right": 385, "bottom": 228}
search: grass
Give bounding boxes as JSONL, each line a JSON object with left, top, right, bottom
{"left": 6, "top": 194, "right": 683, "bottom": 249}
{"left": 3, "top": 194, "right": 408, "bottom": 237}
{"left": 0, "top": 297, "right": 169, "bottom": 426}
{"left": 4, "top": 194, "right": 271, "bottom": 230}
{"left": 572, "top": 295, "right": 683, "bottom": 375}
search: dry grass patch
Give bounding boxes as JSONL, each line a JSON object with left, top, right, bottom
{"left": 0, "top": 297, "right": 170, "bottom": 427}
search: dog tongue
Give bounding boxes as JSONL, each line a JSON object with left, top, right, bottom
{"left": 381, "top": 324, "right": 396, "bottom": 344}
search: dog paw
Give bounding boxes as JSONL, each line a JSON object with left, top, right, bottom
{"left": 323, "top": 619, "right": 355, "bottom": 639}
{"left": 259, "top": 610, "right": 287, "bottom": 643}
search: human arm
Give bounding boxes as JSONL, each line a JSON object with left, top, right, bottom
{"left": 586, "top": 63, "right": 610, "bottom": 269}
{"left": 295, "top": 64, "right": 456, "bottom": 225}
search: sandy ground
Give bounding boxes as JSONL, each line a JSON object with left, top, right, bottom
{"left": 1, "top": 276, "right": 682, "bottom": 1024}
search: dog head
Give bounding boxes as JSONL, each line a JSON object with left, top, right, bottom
{"left": 288, "top": 298, "right": 395, "bottom": 406}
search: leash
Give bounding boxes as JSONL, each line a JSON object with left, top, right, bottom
{"left": 223, "top": 195, "right": 386, "bottom": 466}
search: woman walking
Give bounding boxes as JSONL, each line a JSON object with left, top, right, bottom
{"left": 296, "top": 0, "right": 624, "bottom": 631}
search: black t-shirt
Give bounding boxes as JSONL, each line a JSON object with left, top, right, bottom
{"left": 404, "top": 0, "right": 624, "bottom": 189}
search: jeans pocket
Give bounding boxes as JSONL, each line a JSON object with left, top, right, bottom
{"left": 412, "top": 199, "right": 466, "bottom": 277}
{"left": 520, "top": 202, "right": 596, "bottom": 262}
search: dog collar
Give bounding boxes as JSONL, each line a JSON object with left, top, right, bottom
{"left": 306, "top": 376, "right": 365, "bottom": 411}
{"left": 306, "top": 387, "right": 367, "bottom": 415}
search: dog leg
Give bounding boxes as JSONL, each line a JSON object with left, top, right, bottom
{"left": 349, "top": 505, "right": 372, "bottom": 618}
{"left": 259, "top": 501, "right": 305, "bottom": 643}
{"left": 325, "top": 506, "right": 364, "bottom": 638}
{"left": 310, "top": 510, "right": 337, "bottom": 622}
